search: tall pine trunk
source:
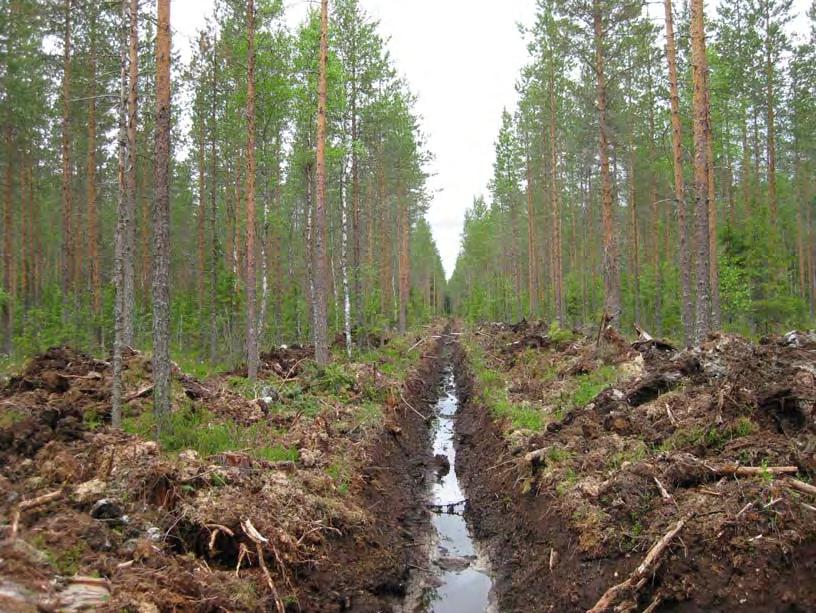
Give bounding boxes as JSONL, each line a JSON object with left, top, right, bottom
{"left": 245, "top": 0, "right": 259, "bottom": 380}
{"left": 123, "top": 0, "right": 138, "bottom": 346}
{"left": 691, "top": 0, "right": 712, "bottom": 343}
{"left": 593, "top": 0, "right": 619, "bottom": 328}
{"left": 664, "top": 0, "right": 693, "bottom": 346}
{"left": 549, "top": 71, "right": 565, "bottom": 326}
{"left": 153, "top": 0, "right": 172, "bottom": 426}
{"left": 313, "top": 0, "right": 330, "bottom": 364}
{"left": 112, "top": 0, "right": 130, "bottom": 428}
{"left": 87, "top": 24, "right": 100, "bottom": 322}
{"left": 61, "top": 0, "right": 73, "bottom": 300}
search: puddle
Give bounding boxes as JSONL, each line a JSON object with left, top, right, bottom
{"left": 425, "top": 368, "right": 494, "bottom": 612}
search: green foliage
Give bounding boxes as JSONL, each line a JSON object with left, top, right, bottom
{"left": 567, "top": 366, "right": 620, "bottom": 409}
{"left": 123, "top": 406, "right": 298, "bottom": 462}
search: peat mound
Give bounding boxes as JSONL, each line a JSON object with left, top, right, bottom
{"left": 454, "top": 324, "right": 816, "bottom": 612}
{"left": 0, "top": 333, "right": 444, "bottom": 612}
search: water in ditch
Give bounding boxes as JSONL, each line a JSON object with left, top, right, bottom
{"left": 425, "top": 367, "right": 494, "bottom": 612}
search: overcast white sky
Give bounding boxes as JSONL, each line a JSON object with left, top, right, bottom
{"left": 173, "top": 0, "right": 812, "bottom": 278}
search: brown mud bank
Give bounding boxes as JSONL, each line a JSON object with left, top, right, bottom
{"left": 0, "top": 334, "right": 444, "bottom": 612}
{"left": 452, "top": 325, "right": 816, "bottom": 612}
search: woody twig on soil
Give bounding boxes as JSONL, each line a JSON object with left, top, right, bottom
{"left": 588, "top": 514, "right": 691, "bottom": 613}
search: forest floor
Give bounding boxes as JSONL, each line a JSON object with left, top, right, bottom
{"left": 2, "top": 322, "right": 816, "bottom": 612}
{"left": 453, "top": 320, "right": 816, "bottom": 612}
{"left": 0, "top": 329, "right": 447, "bottom": 612}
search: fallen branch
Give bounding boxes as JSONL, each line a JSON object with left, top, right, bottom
{"left": 588, "top": 515, "right": 689, "bottom": 613}
{"left": 10, "top": 489, "right": 63, "bottom": 540}
{"left": 653, "top": 477, "right": 673, "bottom": 502}
{"left": 524, "top": 447, "right": 551, "bottom": 465}
{"left": 400, "top": 392, "right": 429, "bottom": 422}
{"left": 787, "top": 478, "right": 816, "bottom": 497}
{"left": 255, "top": 541, "right": 285, "bottom": 613}
{"left": 124, "top": 384, "right": 154, "bottom": 403}
{"left": 19, "top": 489, "right": 63, "bottom": 511}
{"left": 713, "top": 464, "right": 799, "bottom": 477}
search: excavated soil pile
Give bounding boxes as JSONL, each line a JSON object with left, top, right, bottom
{"left": 0, "top": 335, "right": 442, "bottom": 612}
{"left": 455, "top": 323, "right": 816, "bottom": 612}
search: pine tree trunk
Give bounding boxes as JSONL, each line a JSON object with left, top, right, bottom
{"left": 313, "top": 0, "right": 330, "bottom": 364}
{"left": 549, "top": 73, "right": 565, "bottom": 326}
{"left": 691, "top": 0, "right": 712, "bottom": 343}
{"left": 2, "top": 127, "right": 12, "bottom": 354}
{"left": 629, "top": 141, "right": 640, "bottom": 325}
{"left": 209, "top": 38, "right": 219, "bottom": 363}
{"left": 112, "top": 0, "right": 130, "bottom": 428}
{"left": 706, "top": 95, "right": 720, "bottom": 329}
{"left": 764, "top": 5, "right": 778, "bottom": 229}
{"left": 664, "top": 0, "right": 693, "bottom": 345}
{"left": 61, "top": 0, "right": 73, "bottom": 300}
{"left": 526, "top": 151, "right": 539, "bottom": 317}
{"left": 123, "top": 0, "right": 138, "bottom": 346}
{"left": 153, "top": 0, "right": 172, "bottom": 426}
{"left": 87, "top": 25, "right": 101, "bottom": 322}
{"left": 245, "top": 0, "right": 259, "bottom": 380}
{"left": 593, "top": 0, "right": 619, "bottom": 328}
{"left": 397, "top": 181, "right": 410, "bottom": 335}
{"left": 197, "top": 115, "right": 206, "bottom": 324}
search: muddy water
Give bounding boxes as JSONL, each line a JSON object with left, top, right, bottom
{"left": 425, "top": 367, "right": 494, "bottom": 612}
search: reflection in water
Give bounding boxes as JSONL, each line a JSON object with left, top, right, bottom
{"left": 427, "top": 369, "right": 493, "bottom": 612}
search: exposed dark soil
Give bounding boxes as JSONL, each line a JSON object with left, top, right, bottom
{"left": 0, "top": 335, "right": 444, "bottom": 612}
{"left": 453, "top": 323, "right": 816, "bottom": 612}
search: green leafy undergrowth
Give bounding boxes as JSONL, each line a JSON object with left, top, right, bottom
{"left": 123, "top": 405, "right": 297, "bottom": 462}
{"left": 564, "top": 365, "right": 620, "bottom": 409}
{"left": 466, "top": 338, "right": 546, "bottom": 432}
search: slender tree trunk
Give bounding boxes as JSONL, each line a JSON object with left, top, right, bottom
{"left": 706, "top": 91, "right": 720, "bottom": 329}
{"left": 112, "top": 0, "right": 130, "bottom": 428}
{"left": 340, "top": 171, "right": 352, "bottom": 357}
{"left": 209, "top": 39, "right": 219, "bottom": 363}
{"left": 629, "top": 141, "right": 640, "bottom": 324}
{"left": 87, "top": 25, "right": 101, "bottom": 323}
{"left": 123, "top": 0, "right": 138, "bottom": 346}
{"left": 691, "top": 0, "right": 712, "bottom": 343}
{"left": 549, "top": 70, "right": 565, "bottom": 326}
{"left": 197, "top": 115, "right": 206, "bottom": 321}
{"left": 526, "top": 150, "right": 539, "bottom": 317}
{"left": 313, "top": 0, "right": 330, "bottom": 364}
{"left": 153, "top": 0, "right": 172, "bottom": 426}
{"left": 593, "top": 0, "right": 619, "bottom": 328}
{"left": 664, "top": 0, "right": 693, "bottom": 345}
{"left": 397, "top": 180, "right": 410, "bottom": 334}
{"left": 245, "top": 0, "right": 259, "bottom": 380}
{"left": 61, "top": 0, "right": 73, "bottom": 300}
{"left": 765, "top": 6, "right": 778, "bottom": 229}
{"left": 2, "top": 127, "right": 12, "bottom": 354}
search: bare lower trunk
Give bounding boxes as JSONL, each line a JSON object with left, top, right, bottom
{"left": 594, "top": 0, "right": 619, "bottom": 327}
{"left": 549, "top": 72, "right": 565, "bottom": 326}
{"left": 629, "top": 142, "right": 640, "bottom": 324}
{"left": 397, "top": 179, "right": 410, "bottom": 334}
{"left": 665, "top": 0, "right": 693, "bottom": 346}
{"left": 152, "top": 0, "right": 172, "bottom": 427}
{"left": 61, "top": 0, "right": 74, "bottom": 300}
{"left": 87, "top": 26, "right": 100, "bottom": 321}
{"left": 691, "top": 0, "right": 712, "bottom": 343}
{"left": 245, "top": 0, "right": 259, "bottom": 381}
{"left": 526, "top": 152, "right": 539, "bottom": 317}
{"left": 312, "top": 0, "right": 330, "bottom": 365}
{"left": 121, "top": 0, "right": 138, "bottom": 346}
{"left": 112, "top": 2, "right": 129, "bottom": 428}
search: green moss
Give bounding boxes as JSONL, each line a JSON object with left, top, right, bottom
{"left": 253, "top": 445, "right": 299, "bottom": 463}
{"left": 124, "top": 405, "right": 296, "bottom": 460}
{"left": 567, "top": 365, "right": 620, "bottom": 409}
{"left": 0, "top": 408, "right": 25, "bottom": 429}
{"left": 556, "top": 468, "right": 579, "bottom": 496}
